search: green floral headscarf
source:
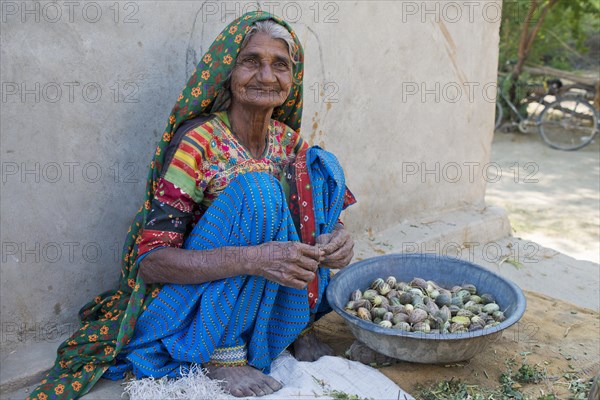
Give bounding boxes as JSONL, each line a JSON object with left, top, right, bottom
{"left": 28, "top": 11, "right": 304, "bottom": 400}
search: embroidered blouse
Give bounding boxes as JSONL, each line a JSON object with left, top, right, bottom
{"left": 137, "top": 111, "right": 307, "bottom": 258}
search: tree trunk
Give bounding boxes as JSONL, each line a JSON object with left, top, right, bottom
{"left": 509, "top": 0, "right": 560, "bottom": 102}
{"left": 523, "top": 65, "right": 599, "bottom": 86}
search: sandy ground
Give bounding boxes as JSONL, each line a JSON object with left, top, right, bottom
{"left": 485, "top": 130, "right": 600, "bottom": 264}
{"left": 316, "top": 291, "right": 600, "bottom": 399}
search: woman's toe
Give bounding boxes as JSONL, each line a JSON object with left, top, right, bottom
{"left": 250, "top": 384, "right": 266, "bottom": 396}
{"left": 264, "top": 376, "right": 283, "bottom": 392}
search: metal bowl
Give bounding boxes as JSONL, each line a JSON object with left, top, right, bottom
{"left": 326, "top": 253, "right": 527, "bottom": 363}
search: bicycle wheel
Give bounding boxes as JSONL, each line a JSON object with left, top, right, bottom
{"left": 538, "top": 97, "right": 599, "bottom": 151}
{"left": 494, "top": 101, "right": 503, "bottom": 130}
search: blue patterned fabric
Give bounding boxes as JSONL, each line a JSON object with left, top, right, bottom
{"left": 104, "top": 147, "right": 348, "bottom": 380}
{"left": 306, "top": 147, "right": 347, "bottom": 312}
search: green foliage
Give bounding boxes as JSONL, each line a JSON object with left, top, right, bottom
{"left": 513, "top": 363, "right": 547, "bottom": 384}
{"left": 311, "top": 376, "right": 373, "bottom": 400}
{"left": 415, "top": 379, "right": 492, "bottom": 400}
{"left": 413, "top": 356, "right": 597, "bottom": 400}
{"left": 563, "top": 372, "right": 594, "bottom": 400}
{"left": 497, "top": 0, "right": 599, "bottom": 112}
{"left": 499, "top": 0, "right": 600, "bottom": 70}
{"left": 415, "top": 357, "right": 554, "bottom": 400}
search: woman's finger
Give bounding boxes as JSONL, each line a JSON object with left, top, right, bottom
{"left": 323, "top": 239, "right": 354, "bottom": 266}
{"left": 286, "top": 277, "right": 311, "bottom": 289}
{"left": 296, "top": 256, "right": 320, "bottom": 273}
{"left": 267, "top": 264, "right": 314, "bottom": 287}
{"left": 280, "top": 266, "right": 315, "bottom": 288}
{"left": 267, "top": 242, "right": 321, "bottom": 263}
{"left": 324, "top": 237, "right": 354, "bottom": 263}
{"left": 315, "top": 233, "right": 332, "bottom": 246}
{"left": 296, "top": 242, "right": 325, "bottom": 261}
{"left": 322, "top": 230, "right": 350, "bottom": 256}
{"left": 338, "top": 248, "right": 355, "bottom": 268}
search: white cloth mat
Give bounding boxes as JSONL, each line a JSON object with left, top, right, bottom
{"left": 124, "top": 351, "right": 414, "bottom": 400}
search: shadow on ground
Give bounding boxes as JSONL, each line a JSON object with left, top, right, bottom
{"left": 485, "top": 130, "right": 600, "bottom": 264}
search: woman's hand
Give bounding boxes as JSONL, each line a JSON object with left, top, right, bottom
{"left": 254, "top": 242, "right": 324, "bottom": 289}
{"left": 316, "top": 224, "right": 354, "bottom": 269}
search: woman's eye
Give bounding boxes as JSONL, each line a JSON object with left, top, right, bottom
{"left": 241, "top": 58, "right": 257, "bottom": 66}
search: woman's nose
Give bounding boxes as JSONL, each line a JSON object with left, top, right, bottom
{"left": 257, "top": 63, "right": 277, "bottom": 83}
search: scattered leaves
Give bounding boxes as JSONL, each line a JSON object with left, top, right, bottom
{"left": 312, "top": 376, "right": 373, "bottom": 400}
{"left": 413, "top": 356, "right": 576, "bottom": 400}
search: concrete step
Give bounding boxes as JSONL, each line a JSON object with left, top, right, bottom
{"left": 0, "top": 332, "right": 71, "bottom": 396}
{"left": 1, "top": 376, "right": 128, "bottom": 399}
{"left": 353, "top": 205, "right": 512, "bottom": 260}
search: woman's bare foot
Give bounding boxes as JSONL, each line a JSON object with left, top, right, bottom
{"left": 344, "top": 340, "right": 398, "bottom": 366}
{"left": 292, "top": 329, "right": 334, "bottom": 362}
{"left": 204, "top": 364, "right": 282, "bottom": 397}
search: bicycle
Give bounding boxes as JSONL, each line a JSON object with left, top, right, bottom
{"left": 495, "top": 71, "right": 599, "bottom": 151}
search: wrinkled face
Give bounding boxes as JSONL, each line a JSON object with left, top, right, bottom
{"left": 230, "top": 32, "right": 293, "bottom": 109}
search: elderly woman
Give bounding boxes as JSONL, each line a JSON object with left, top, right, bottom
{"left": 29, "top": 11, "right": 355, "bottom": 400}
